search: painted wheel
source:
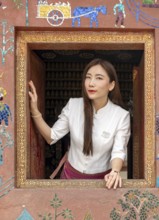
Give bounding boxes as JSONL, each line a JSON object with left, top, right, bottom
{"left": 47, "top": 9, "right": 64, "bottom": 26}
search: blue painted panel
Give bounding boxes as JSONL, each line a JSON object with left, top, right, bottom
{"left": 17, "top": 208, "right": 34, "bottom": 220}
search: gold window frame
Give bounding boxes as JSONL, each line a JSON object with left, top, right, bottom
{"left": 16, "top": 29, "right": 155, "bottom": 188}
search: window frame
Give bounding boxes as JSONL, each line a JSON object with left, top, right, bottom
{"left": 16, "top": 29, "right": 155, "bottom": 188}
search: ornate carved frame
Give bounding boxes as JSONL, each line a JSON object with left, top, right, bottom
{"left": 16, "top": 30, "right": 155, "bottom": 188}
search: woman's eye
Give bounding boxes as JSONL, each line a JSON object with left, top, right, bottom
{"left": 96, "top": 77, "right": 103, "bottom": 80}
{"left": 85, "top": 76, "right": 91, "bottom": 79}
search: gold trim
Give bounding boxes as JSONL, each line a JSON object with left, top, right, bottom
{"left": 16, "top": 30, "right": 155, "bottom": 188}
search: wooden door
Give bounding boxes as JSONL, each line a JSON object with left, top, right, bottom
{"left": 133, "top": 55, "right": 145, "bottom": 179}
{"left": 27, "top": 50, "right": 46, "bottom": 179}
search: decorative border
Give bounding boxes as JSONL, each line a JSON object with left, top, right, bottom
{"left": 16, "top": 30, "right": 155, "bottom": 188}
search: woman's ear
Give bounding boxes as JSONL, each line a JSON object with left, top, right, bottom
{"left": 109, "top": 81, "right": 115, "bottom": 91}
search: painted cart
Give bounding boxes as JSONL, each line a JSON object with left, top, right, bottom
{"left": 37, "top": 2, "right": 107, "bottom": 27}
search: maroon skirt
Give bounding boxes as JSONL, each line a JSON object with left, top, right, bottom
{"left": 60, "top": 160, "right": 111, "bottom": 179}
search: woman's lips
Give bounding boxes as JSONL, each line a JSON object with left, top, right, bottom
{"left": 88, "top": 90, "right": 97, "bottom": 93}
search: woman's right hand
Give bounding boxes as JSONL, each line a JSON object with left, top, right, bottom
{"left": 28, "top": 81, "right": 52, "bottom": 144}
{"left": 28, "top": 80, "right": 39, "bottom": 114}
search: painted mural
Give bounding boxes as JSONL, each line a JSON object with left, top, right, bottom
{"left": 0, "top": 125, "right": 13, "bottom": 165}
{"left": 113, "top": 0, "right": 126, "bottom": 28}
{"left": 14, "top": 191, "right": 159, "bottom": 219}
{"left": 0, "top": 0, "right": 159, "bottom": 219}
{"left": 0, "top": 176, "right": 14, "bottom": 199}
{"left": 35, "top": 0, "right": 159, "bottom": 28}
{"left": 72, "top": 5, "right": 106, "bottom": 27}
{"left": 38, "top": 194, "right": 74, "bottom": 220}
{"left": 37, "top": 1, "right": 107, "bottom": 27}
{"left": 0, "top": 21, "right": 14, "bottom": 64}
{"left": 142, "top": 0, "right": 159, "bottom": 7}
{"left": 0, "top": 87, "right": 12, "bottom": 127}
{"left": 126, "top": 0, "right": 159, "bottom": 27}
{"left": 37, "top": 1, "right": 71, "bottom": 26}
{"left": 110, "top": 190, "right": 159, "bottom": 219}
{"left": 17, "top": 207, "right": 34, "bottom": 220}
{"left": 0, "top": 0, "right": 29, "bottom": 25}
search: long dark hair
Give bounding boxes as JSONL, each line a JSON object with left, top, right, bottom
{"left": 82, "top": 58, "right": 124, "bottom": 156}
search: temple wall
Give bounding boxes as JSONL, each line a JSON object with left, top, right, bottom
{"left": 0, "top": 0, "right": 159, "bottom": 219}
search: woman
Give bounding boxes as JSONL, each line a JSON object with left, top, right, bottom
{"left": 29, "top": 58, "right": 130, "bottom": 189}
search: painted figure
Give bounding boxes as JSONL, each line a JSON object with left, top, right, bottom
{"left": 0, "top": 1, "right": 7, "bottom": 10}
{"left": 0, "top": 87, "right": 12, "bottom": 126}
{"left": 0, "top": 21, "right": 14, "bottom": 64}
{"left": 113, "top": 0, "right": 126, "bottom": 28}
{"left": 0, "top": 125, "right": 14, "bottom": 165}
{"left": 72, "top": 5, "right": 107, "bottom": 27}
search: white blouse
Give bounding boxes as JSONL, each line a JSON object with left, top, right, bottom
{"left": 51, "top": 98, "right": 130, "bottom": 174}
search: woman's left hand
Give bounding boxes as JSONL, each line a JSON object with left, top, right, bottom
{"left": 104, "top": 170, "right": 122, "bottom": 189}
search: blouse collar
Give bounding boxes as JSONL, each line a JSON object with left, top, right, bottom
{"left": 93, "top": 99, "right": 112, "bottom": 117}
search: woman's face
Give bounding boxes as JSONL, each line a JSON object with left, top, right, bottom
{"left": 84, "top": 64, "right": 115, "bottom": 103}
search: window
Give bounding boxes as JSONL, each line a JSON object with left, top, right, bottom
{"left": 16, "top": 30, "right": 155, "bottom": 188}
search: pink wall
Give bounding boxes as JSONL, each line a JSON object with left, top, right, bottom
{"left": 0, "top": 0, "right": 159, "bottom": 219}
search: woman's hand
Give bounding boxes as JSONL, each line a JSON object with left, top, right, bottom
{"left": 28, "top": 80, "right": 39, "bottom": 114}
{"left": 28, "top": 81, "right": 51, "bottom": 144}
{"left": 104, "top": 170, "right": 122, "bottom": 189}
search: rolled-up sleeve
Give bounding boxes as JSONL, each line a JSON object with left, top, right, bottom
{"left": 50, "top": 100, "right": 70, "bottom": 145}
{"left": 110, "top": 112, "right": 130, "bottom": 161}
